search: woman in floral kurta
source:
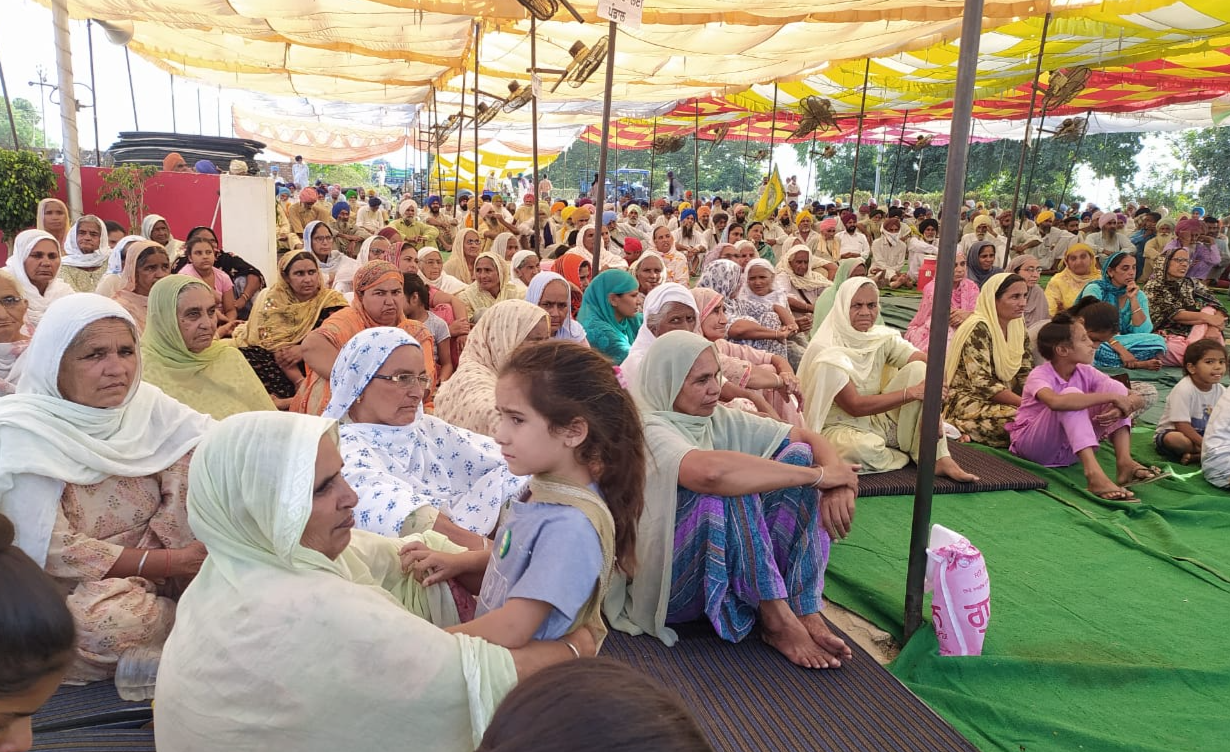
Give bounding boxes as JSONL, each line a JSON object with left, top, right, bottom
{"left": 49, "top": 454, "right": 198, "bottom": 681}
{"left": 943, "top": 273, "right": 1034, "bottom": 448}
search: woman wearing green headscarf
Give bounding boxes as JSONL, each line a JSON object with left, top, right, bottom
{"left": 577, "top": 269, "right": 642, "bottom": 364}
{"left": 142, "top": 275, "right": 276, "bottom": 419}
{"left": 155, "top": 411, "right": 590, "bottom": 751}
{"left": 604, "top": 330, "right": 858, "bottom": 671}
{"left": 810, "top": 258, "right": 868, "bottom": 335}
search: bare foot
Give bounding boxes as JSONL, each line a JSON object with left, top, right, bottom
{"left": 798, "top": 613, "right": 852, "bottom": 666}
{"left": 936, "top": 456, "right": 979, "bottom": 483}
{"left": 1181, "top": 452, "right": 1198, "bottom": 465}
{"left": 1088, "top": 476, "right": 1135, "bottom": 502}
{"left": 760, "top": 618, "right": 839, "bottom": 670}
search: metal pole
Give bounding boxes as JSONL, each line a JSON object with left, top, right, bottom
{"left": 904, "top": 0, "right": 985, "bottom": 642}
{"left": 1009, "top": 12, "right": 1052, "bottom": 229}
{"left": 649, "top": 117, "right": 657, "bottom": 197}
{"left": 530, "top": 17, "right": 541, "bottom": 253}
{"left": 1057, "top": 110, "right": 1093, "bottom": 209}
{"left": 767, "top": 83, "right": 778, "bottom": 178}
{"left": 1020, "top": 98, "right": 1052, "bottom": 226}
{"left": 738, "top": 118, "right": 749, "bottom": 203}
{"left": 452, "top": 65, "right": 465, "bottom": 209}
{"left": 170, "top": 73, "right": 177, "bottom": 132}
{"left": 0, "top": 55, "right": 22, "bottom": 149}
{"left": 805, "top": 131, "right": 816, "bottom": 204}
{"left": 591, "top": 21, "right": 618, "bottom": 274}
{"left": 849, "top": 59, "right": 871, "bottom": 207}
{"left": 693, "top": 101, "right": 700, "bottom": 201}
{"left": 50, "top": 0, "right": 82, "bottom": 217}
{"left": 473, "top": 23, "right": 480, "bottom": 201}
{"left": 86, "top": 20, "right": 101, "bottom": 165}
{"left": 125, "top": 48, "right": 139, "bottom": 130}
{"left": 217, "top": 85, "right": 222, "bottom": 136}
{"left": 196, "top": 87, "right": 203, "bottom": 136}
{"left": 914, "top": 148, "right": 924, "bottom": 192}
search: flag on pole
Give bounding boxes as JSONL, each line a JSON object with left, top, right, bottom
{"left": 751, "top": 166, "right": 785, "bottom": 223}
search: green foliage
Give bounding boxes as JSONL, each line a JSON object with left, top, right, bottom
{"left": 310, "top": 163, "right": 376, "bottom": 190}
{"left": 0, "top": 149, "right": 56, "bottom": 239}
{"left": 543, "top": 135, "right": 768, "bottom": 201}
{"left": 97, "top": 164, "right": 159, "bottom": 234}
{"left": 1126, "top": 129, "right": 1230, "bottom": 215}
{"left": 0, "top": 97, "right": 54, "bottom": 150}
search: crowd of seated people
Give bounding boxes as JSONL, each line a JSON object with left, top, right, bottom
{"left": 1, "top": 182, "right": 1227, "bottom": 751}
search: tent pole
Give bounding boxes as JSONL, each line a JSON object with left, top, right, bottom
{"left": 805, "top": 130, "right": 816, "bottom": 205}
{"left": 1009, "top": 12, "right": 1052, "bottom": 230}
{"left": 1020, "top": 96, "right": 1053, "bottom": 226}
{"left": 739, "top": 118, "right": 750, "bottom": 203}
{"left": 217, "top": 85, "right": 222, "bottom": 137}
{"left": 0, "top": 55, "right": 20, "bottom": 149}
{"left": 767, "top": 83, "right": 778, "bottom": 179}
{"left": 50, "top": 0, "right": 82, "bottom": 217}
{"left": 693, "top": 101, "right": 699, "bottom": 201}
{"left": 530, "top": 16, "right": 541, "bottom": 253}
{"left": 904, "top": 0, "right": 985, "bottom": 642}
{"left": 649, "top": 117, "right": 657, "bottom": 198}
{"left": 452, "top": 65, "right": 465, "bottom": 210}
{"left": 86, "top": 20, "right": 101, "bottom": 165}
{"left": 592, "top": 21, "right": 618, "bottom": 274}
{"left": 1057, "top": 110, "right": 1093, "bottom": 210}
{"left": 888, "top": 110, "right": 908, "bottom": 201}
{"left": 170, "top": 73, "right": 177, "bottom": 133}
{"left": 849, "top": 58, "right": 871, "bottom": 207}
{"left": 196, "top": 87, "right": 203, "bottom": 136}
{"left": 473, "top": 23, "right": 480, "bottom": 200}
{"left": 124, "top": 48, "right": 139, "bottom": 130}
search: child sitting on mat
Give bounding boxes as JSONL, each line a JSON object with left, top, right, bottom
{"left": 1006, "top": 313, "right": 1163, "bottom": 501}
{"left": 1155, "top": 339, "right": 1226, "bottom": 465}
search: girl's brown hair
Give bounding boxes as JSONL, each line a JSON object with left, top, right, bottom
{"left": 0, "top": 514, "right": 76, "bottom": 695}
{"left": 500, "top": 340, "right": 645, "bottom": 575}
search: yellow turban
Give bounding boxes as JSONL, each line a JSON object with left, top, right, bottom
{"left": 796, "top": 210, "right": 814, "bottom": 223}
{"left": 561, "top": 206, "right": 577, "bottom": 225}
{"left": 1035, "top": 210, "right": 1056, "bottom": 224}
{"left": 972, "top": 215, "right": 995, "bottom": 232}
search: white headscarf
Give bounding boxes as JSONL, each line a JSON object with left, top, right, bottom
{"left": 321, "top": 327, "right": 521, "bottom": 536}
{"left": 418, "top": 246, "right": 466, "bottom": 294}
{"left": 620, "top": 282, "right": 698, "bottom": 386}
{"left": 61, "top": 215, "right": 111, "bottom": 268}
{"left": 0, "top": 294, "right": 214, "bottom": 564}
{"left": 738, "top": 257, "right": 788, "bottom": 307}
{"left": 4, "top": 230, "right": 75, "bottom": 329}
{"left": 490, "top": 232, "right": 518, "bottom": 261}
{"left": 140, "top": 214, "right": 179, "bottom": 256}
{"left": 96, "top": 234, "right": 146, "bottom": 298}
{"left": 155, "top": 410, "right": 517, "bottom": 751}
{"left": 525, "top": 271, "right": 587, "bottom": 343}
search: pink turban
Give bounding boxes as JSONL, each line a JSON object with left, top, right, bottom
{"left": 300, "top": 187, "right": 319, "bottom": 202}
{"left": 818, "top": 218, "right": 839, "bottom": 232}
{"left": 1097, "top": 212, "right": 1117, "bottom": 229}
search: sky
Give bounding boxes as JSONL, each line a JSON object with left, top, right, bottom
{"left": 1, "top": 0, "right": 1159, "bottom": 206}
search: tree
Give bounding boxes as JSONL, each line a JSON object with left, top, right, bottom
{"left": 543, "top": 135, "right": 767, "bottom": 200}
{"left": 0, "top": 149, "right": 56, "bottom": 239}
{"left": 0, "top": 97, "right": 53, "bottom": 150}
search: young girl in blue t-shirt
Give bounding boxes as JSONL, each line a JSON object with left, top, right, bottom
{"left": 402, "top": 340, "right": 644, "bottom": 650}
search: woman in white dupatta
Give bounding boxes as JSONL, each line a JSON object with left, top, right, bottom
{"left": 0, "top": 295, "right": 214, "bottom": 680}
{"left": 156, "top": 411, "right": 584, "bottom": 752}
{"left": 798, "top": 277, "right": 976, "bottom": 481}
{"left": 58, "top": 214, "right": 111, "bottom": 292}
{"left": 4, "top": 230, "right": 74, "bottom": 330}
{"left": 525, "top": 271, "right": 587, "bottom": 344}
{"left": 619, "top": 282, "right": 698, "bottom": 387}
{"left": 420, "top": 246, "right": 467, "bottom": 294}
{"left": 322, "top": 327, "right": 525, "bottom": 542}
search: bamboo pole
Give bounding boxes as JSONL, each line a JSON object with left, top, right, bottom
{"left": 530, "top": 17, "right": 542, "bottom": 253}
{"left": 649, "top": 117, "right": 658, "bottom": 198}
{"left": 1, "top": 51, "right": 22, "bottom": 149}
{"left": 86, "top": 20, "right": 101, "bottom": 164}
{"left": 767, "top": 84, "right": 778, "bottom": 178}
{"left": 1009, "top": 12, "right": 1053, "bottom": 229}
{"left": 888, "top": 110, "right": 909, "bottom": 201}
{"left": 903, "top": 0, "right": 985, "bottom": 641}
{"left": 849, "top": 59, "right": 871, "bottom": 207}
{"left": 693, "top": 101, "right": 700, "bottom": 201}
{"left": 592, "top": 22, "right": 618, "bottom": 273}
{"left": 1057, "top": 110, "right": 1093, "bottom": 210}
{"left": 473, "top": 23, "right": 480, "bottom": 199}
{"left": 51, "top": 0, "right": 82, "bottom": 217}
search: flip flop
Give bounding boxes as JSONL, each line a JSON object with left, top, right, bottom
{"left": 1123, "top": 465, "right": 1170, "bottom": 487}
{"left": 1095, "top": 488, "right": 1137, "bottom": 502}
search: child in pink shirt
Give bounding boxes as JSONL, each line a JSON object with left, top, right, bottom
{"left": 1007, "top": 312, "right": 1163, "bottom": 501}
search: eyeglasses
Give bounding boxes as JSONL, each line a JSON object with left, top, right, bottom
{"left": 370, "top": 372, "right": 432, "bottom": 390}
{"left": 0, "top": 296, "right": 25, "bottom": 308}
{"left": 1171, "top": 257, "right": 1191, "bottom": 265}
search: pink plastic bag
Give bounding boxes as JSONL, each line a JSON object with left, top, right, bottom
{"left": 924, "top": 524, "right": 990, "bottom": 656}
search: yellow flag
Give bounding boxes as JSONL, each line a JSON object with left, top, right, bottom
{"left": 751, "top": 166, "right": 785, "bottom": 223}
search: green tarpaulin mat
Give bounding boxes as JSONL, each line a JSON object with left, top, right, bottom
{"left": 823, "top": 433, "right": 1230, "bottom": 752}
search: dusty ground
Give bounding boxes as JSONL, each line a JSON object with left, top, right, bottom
{"left": 823, "top": 599, "right": 900, "bottom": 665}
